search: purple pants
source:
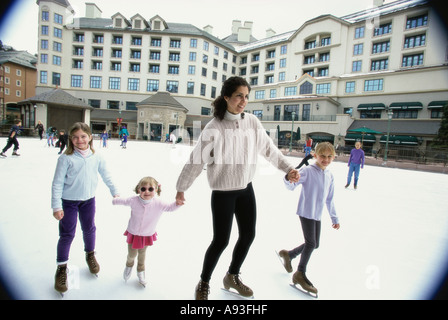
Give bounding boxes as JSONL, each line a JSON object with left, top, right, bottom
{"left": 57, "top": 198, "right": 96, "bottom": 263}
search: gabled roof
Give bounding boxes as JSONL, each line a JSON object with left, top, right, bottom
{"left": 0, "top": 50, "right": 37, "bottom": 69}
{"left": 111, "top": 12, "right": 131, "bottom": 28}
{"left": 18, "top": 88, "right": 92, "bottom": 109}
{"left": 137, "top": 91, "right": 188, "bottom": 112}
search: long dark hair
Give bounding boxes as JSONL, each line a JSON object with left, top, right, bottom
{"left": 212, "top": 76, "right": 251, "bottom": 120}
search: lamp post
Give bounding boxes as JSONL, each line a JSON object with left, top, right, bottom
{"left": 383, "top": 108, "right": 393, "bottom": 164}
{"left": 289, "top": 111, "right": 296, "bottom": 153}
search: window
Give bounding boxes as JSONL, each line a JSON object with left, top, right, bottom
{"left": 129, "top": 63, "right": 140, "bottom": 72}
{"left": 166, "top": 81, "right": 179, "bottom": 93}
{"left": 265, "top": 75, "right": 274, "bottom": 84}
{"left": 200, "top": 83, "right": 206, "bottom": 96}
{"left": 352, "top": 61, "right": 362, "bottom": 72}
{"left": 255, "top": 90, "right": 265, "bottom": 99}
{"left": 74, "top": 33, "right": 84, "bottom": 42}
{"left": 131, "top": 36, "right": 142, "bottom": 45}
{"left": 406, "top": 14, "right": 428, "bottom": 29}
{"left": 169, "top": 52, "right": 180, "bottom": 61}
{"left": 284, "top": 86, "right": 297, "bottom": 96}
{"left": 300, "top": 81, "right": 313, "bottom": 94}
{"left": 305, "top": 40, "right": 316, "bottom": 50}
{"left": 284, "top": 105, "right": 299, "bottom": 120}
{"left": 130, "top": 50, "right": 141, "bottom": 59}
{"left": 355, "top": 27, "right": 365, "bottom": 39}
{"left": 371, "top": 58, "right": 389, "bottom": 71}
{"left": 147, "top": 79, "right": 159, "bottom": 92}
{"left": 92, "top": 61, "right": 102, "bottom": 70}
{"left": 189, "top": 52, "right": 196, "bottom": 61}
{"left": 150, "top": 51, "right": 161, "bottom": 60}
{"left": 90, "top": 76, "right": 102, "bottom": 89}
{"left": 52, "top": 72, "right": 61, "bottom": 86}
{"left": 364, "top": 79, "right": 383, "bottom": 91}
{"left": 319, "top": 52, "right": 330, "bottom": 62}
{"left": 107, "top": 101, "right": 119, "bottom": 110}
{"left": 113, "top": 36, "right": 123, "bottom": 44}
{"left": 187, "top": 82, "right": 194, "bottom": 94}
{"left": 302, "top": 104, "right": 311, "bottom": 121}
{"left": 41, "top": 40, "right": 48, "bottom": 50}
{"left": 111, "top": 62, "right": 121, "bottom": 71}
{"left": 72, "top": 59, "right": 83, "bottom": 69}
{"left": 188, "top": 65, "right": 196, "bottom": 75}
{"left": 404, "top": 34, "right": 426, "bottom": 48}
{"left": 151, "top": 38, "right": 161, "bottom": 47}
{"left": 53, "top": 55, "right": 61, "bottom": 66}
{"left": 54, "top": 13, "right": 63, "bottom": 24}
{"left": 316, "top": 83, "right": 330, "bottom": 94}
{"left": 280, "top": 45, "right": 287, "bottom": 55}
{"left": 374, "top": 23, "right": 392, "bottom": 36}
{"left": 345, "top": 81, "right": 355, "bottom": 93}
{"left": 354, "top": 43, "right": 363, "bottom": 55}
{"left": 41, "top": 54, "right": 48, "bottom": 64}
{"left": 112, "top": 49, "right": 122, "bottom": 58}
{"left": 109, "top": 77, "right": 121, "bottom": 90}
{"left": 128, "top": 78, "right": 140, "bottom": 91}
{"left": 42, "top": 11, "right": 49, "bottom": 21}
{"left": 203, "top": 41, "right": 209, "bottom": 51}
{"left": 93, "top": 34, "right": 104, "bottom": 44}
{"left": 253, "top": 110, "right": 263, "bottom": 120}
{"left": 53, "top": 42, "right": 62, "bottom": 52}
{"left": 304, "top": 55, "right": 315, "bottom": 64}
{"left": 40, "top": 71, "right": 48, "bottom": 84}
{"left": 149, "top": 64, "right": 160, "bottom": 73}
{"left": 279, "top": 58, "right": 286, "bottom": 68}
{"left": 279, "top": 72, "right": 286, "bottom": 81}
{"left": 170, "top": 39, "right": 181, "bottom": 48}
{"left": 318, "top": 68, "right": 329, "bottom": 77}
{"left": 190, "top": 39, "right": 197, "bottom": 48}
{"left": 41, "top": 25, "right": 49, "bottom": 35}
{"left": 372, "top": 41, "right": 390, "bottom": 54}
{"left": 54, "top": 27, "right": 62, "bottom": 38}
{"left": 321, "top": 37, "right": 331, "bottom": 46}
{"left": 93, "top": 48, "right": 103, "bottom": 57}
{"left": 270, "top": 89, "right": 277, "bottom": 98}
{"left": 168, "top": 65, "right": 180, "bottom": 74}
{"left": 266, "top": 50, "right": 275, "bottom": 59}
{"left": 71, "top": 75, "right": 82, "bottom": 87}
{"left": 402, "top": 53, "right": 424, "bottom": 67}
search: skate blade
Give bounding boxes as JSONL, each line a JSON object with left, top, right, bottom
{"left": 275, "top": 250, "right": 292, "bottom": 273}
{"left": 221, "top": 288, "right": 254, "bottom": 300}
{"left": 290, "top": 284, "right": 318, "bottom": 298}
{"left": 139, "top": 282, "right": 147, "bottom": 288}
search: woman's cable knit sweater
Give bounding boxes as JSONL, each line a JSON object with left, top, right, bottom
{"left": 176, "top": 111, "right": 294, "bottom": 192}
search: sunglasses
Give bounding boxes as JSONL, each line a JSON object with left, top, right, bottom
{"left": 140, "top": 187, "right": 155, "bottom": 192}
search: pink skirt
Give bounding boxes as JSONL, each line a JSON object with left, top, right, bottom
{"left": 124, "top": 230, "right": 157, "bottom": 249}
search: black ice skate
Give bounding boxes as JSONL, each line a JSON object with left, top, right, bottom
{"left": 195, "top": 280, "right": 210, "bottom": 300}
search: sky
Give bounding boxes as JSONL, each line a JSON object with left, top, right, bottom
{"left": 0, "top": 0, "right": 381, "bottom": 54}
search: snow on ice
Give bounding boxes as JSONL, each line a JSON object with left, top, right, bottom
{"left": 0, "top": 137, "right": 447, "bottom": 300}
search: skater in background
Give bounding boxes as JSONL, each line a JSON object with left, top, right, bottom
{"left": 112, "top": 176, "right": 182, "bottom": 287}
{"left": 304, "top": 137, "right": 313, "bottom": 157}
{"left": 0, "top": 119, "right": 22, "bottom": 157}
{"left": 169, "top": 131, "right": 176, "bottom": 145}
{"left": 119, "top": 125, "right": 129, "bottom": 149}
{"left": 51, "top": 122, "right": 119, "bottom": 296}
{"left": 35, "top": 120, "right": 44, "bottom": 140}
{"left": 175, "top": 76, "right": 300, "bottom": 300}
{"left": 56, "top": 129, "right": 68, "bottom": 155}
{"left": 278, "top": 142, "right": 340, "bottom": 296}
{"left": 100, "top": 130, "right": 108, "bottom": 148}
{"left": 345, "top": 141, "right": 365, "bottom": 189}
{"left": 47, "top": 126, "right": 57, "bottom": 147}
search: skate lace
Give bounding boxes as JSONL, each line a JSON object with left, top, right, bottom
{"left": 231, "top": 274, "right": 250, "bottom": 292}
{"left": 57, "top": 266, "right": 67, "bottom": 285}
{"left": 86, "top": 252, "right": 98, "bottom": 269}
{"left": 302, "top": 273, "right": 314, "bottom": 287}
{"left": 197, "top": 281, "right": 210, "bottom": 300}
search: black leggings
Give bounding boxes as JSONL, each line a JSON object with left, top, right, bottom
{"left": 289, "top": 216, "right": 321, "bottom": 272}
{"left": 200, "top": 183, "right": 257, "bottom": 282}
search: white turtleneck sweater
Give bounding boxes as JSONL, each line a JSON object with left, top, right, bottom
{"left": 176, "top": 112, "right": 294, "bottom": 192}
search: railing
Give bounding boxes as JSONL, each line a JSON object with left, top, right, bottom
{"left": 258, "top": 115, "right": 337, "bottom": 122}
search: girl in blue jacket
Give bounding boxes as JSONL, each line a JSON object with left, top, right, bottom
{"left": 51, "top": 122, "right": 119, "bottom": 295}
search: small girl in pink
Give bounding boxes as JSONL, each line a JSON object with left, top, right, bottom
{"left": 112, "top": 176, "right": 182, "bottom": 287}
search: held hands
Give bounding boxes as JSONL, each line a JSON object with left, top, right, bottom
{"left": 332, "top": 223, "right": 340, "bottom": 230}
{"left": 286, "top": 169, "right": 300, "bottom": 183}
{"left": 176, "top": 191, "right": 185, "bottom": 206}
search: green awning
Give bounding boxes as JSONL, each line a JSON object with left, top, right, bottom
{"left": 380, "top": 135, "right": 418, "bottom": 145}
{"left": 357, "top": 103, "right": 386, "bottom": 110}
{"left": 428, "top": 101, "right": 448, "bottom": 109}
{"left": 389, "top": 102, "right": 423, "bottom": 110}
{"left": 345, "top": 133, "right": 376, "bottom": 142}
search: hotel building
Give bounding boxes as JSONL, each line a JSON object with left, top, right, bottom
{"left": 28, "top": 0, "right": 448, "bottom": 151}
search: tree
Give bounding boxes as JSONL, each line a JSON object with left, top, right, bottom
{"left": 432, "top": 104, "right": 448, "bottom": 148}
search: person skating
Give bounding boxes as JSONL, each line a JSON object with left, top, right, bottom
{"left": 175, "top": 77, "right": 299, "bottom": 300}
{"left": 345, "top": 141, "right": 365, "bottom": 189}
{"left": 112, "top": 176, "right": 182, "bottom": 287}
{"left": 279, "top": 142, "right": 340, "bottom": 296}
{"left": 1, "top": 119, "right": 22, "bottom": 157}
{"left": 51, "top": 122, "right": 119, "bottom": 296}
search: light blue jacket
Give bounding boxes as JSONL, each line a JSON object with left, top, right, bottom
{"left": 284, "top": 163, "right": 339, "bottom": 224}
{"left": 51, "top": 150, "right": 119, "bottom": 210}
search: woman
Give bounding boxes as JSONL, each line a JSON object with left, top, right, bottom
{"left": 175, "top": 77, "right": 299, "bottom": 300}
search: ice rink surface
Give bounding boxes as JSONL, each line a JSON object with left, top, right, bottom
{"left": 0, "top": 137, "right": 447, "bottom": 300}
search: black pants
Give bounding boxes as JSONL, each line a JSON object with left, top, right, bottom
{"left": 200, "top": 183, "right": 257, "bottom": 282}
{"left": 289, "top": 216, "right": 321, "bottom": 272}
{"left": 2, "top": 137, "right": 19, "bottom": 153}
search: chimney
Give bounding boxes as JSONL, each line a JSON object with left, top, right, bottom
{"left": 266, "top": 28, "right": 276, "bottom": 38}
{"left": 203, "top": 25, "right": 213, "bottom": 35}
{"left": 232, "top": 20, "right": 242, "bottom": 34}
{"left": 85, "top": 3, "right": 102, "bottom": 18}
{"left": 237, "top": 27, "right": 251, "bottom": 42}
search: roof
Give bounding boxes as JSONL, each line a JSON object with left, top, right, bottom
{"left": 67, "top": 18, "right": 236, "bottom": 51}
{"left": 137, "top": 91, "right": 188, "bottom": 112}
{"left": 36, "top": 0, "right": 73, "bottom": 11}
{"left": 18, "top": 88, "right": 92, "bottom": 109}
{"left": 349, "top": 119, "right": 441, "bottom": 136}
{"left": 0, "top": 50, "right": 37, "bottom": 69}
